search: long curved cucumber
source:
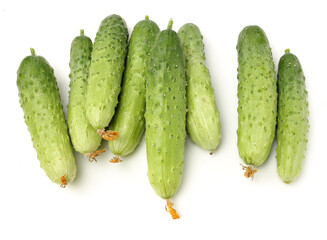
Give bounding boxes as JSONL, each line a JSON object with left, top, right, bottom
{"left": 17, "top": 49, "right": 76, "bottom": 186}
{"left": 236, "top": 25, "right": 277, "bottom": 167}
{"left": 276, "top": 49, "right": 309, "bottom": 183}
{"left": 145, "top": 20, "right": 186, "bottom": 208}
{"left": 67, "top": 30, "right": 102, "bottom": 157}
{"left": 86, "top": 14, "right": 128, "bottom": 130}
{"left": 108, "top": 16, "right": 160, "bottom": 159}
{"left": 178, "top": 23, "right": 221, "bottom": 152}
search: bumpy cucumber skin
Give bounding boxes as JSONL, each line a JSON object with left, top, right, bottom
{"left": 276, "top": 50, "right": 309, "bottom": 183}
{"left": 86, "top": 14, "right": 129, "bottom": 130}
{"left": 67, "top": 31, "right": 102, "bottom": 154}
{"left": 145, "top": 24, "right": 187, "bottom": 199}
{"left": 109, "top": 18, "right": 160, "bottom": 156}
{"left": 178, "top": 23, "right": 221, "bottom": 151}
{"left": 17, "top": 51, "right": 76, "bottom": 185}
{"left": 237, "top": 26, "right": 277, "bottom": 166}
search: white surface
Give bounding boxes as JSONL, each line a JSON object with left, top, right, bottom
{"left": 1, "top": 0, "right": 326, "bottom": 239}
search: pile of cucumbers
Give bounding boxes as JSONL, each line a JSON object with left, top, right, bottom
{"left": 17, "top": 14, "right": 308, "bottom": 219}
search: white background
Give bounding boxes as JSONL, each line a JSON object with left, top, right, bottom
{"left": 1, "top": 0, "right": 326, "bottom": 239}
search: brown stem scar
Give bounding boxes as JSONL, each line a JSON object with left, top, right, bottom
{"left": 165, "top": 199, "right": 180, "bottom": 219}
{"left": 84, "top": 149, "right": 106, "bottom": 162}
{"left": 60, "top": 175, "right": 67, "bottom": 188}
{"left": 110, "top": 155, "right": 122, "bottom": 163}
{"left": 240, "top": 164, "right": 258, "bottom": 180}
{"left": 97, "top": 129, "right": 119, "bottom": 141}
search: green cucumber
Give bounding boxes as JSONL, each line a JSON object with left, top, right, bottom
{"left": 108, "top": 16, "right": 160, "bottom": 159}
{"left": 236, "top": 25, "right": 277, "bottom": 167}
{"left": 67, "top": 30, "right": 102, "bottom": 158}
{"left": 86, "top": 14, "right": 128, "bottom": 130}
{"left": 17, "top": 49, "right": 76, "bottom": 186}
{"left": 276, "top": 49, "right": 309, "bottom": 183}
{"left": 145, "top": 20, "right": 186, "bottom": 218}
{"left": 178, "top": 23, "right": 221, "bottom": 152}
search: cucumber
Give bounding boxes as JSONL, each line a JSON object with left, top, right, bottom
{"left": 178, "top": 23, "right": 221, "bottom": 152}
{"left": 108, "top": 16, "right": 160, "bottom": 159}
{"left": 145, "top": 20, "right": 186, "bottom": 219}
{"left": 67, "top": 30, "right": 103, "bottom": 160}
{"left": 17, "top": 48, "right": 77, "bottom": 186}
{"left": 236, "top": 25, "right": 277, "bottom": 167}
{"left": 86, "top": 14, "right": 128, "bottom": 131}
{"left": 276, "top": 49, "right": 309, "bottom": 183}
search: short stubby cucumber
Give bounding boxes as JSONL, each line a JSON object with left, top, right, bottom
{"left": 276, "top": 49, "right": 309, "bottom": 183}
{"left": 108, "top": 16, "right": 160, "bottom": 159}
{"left": 17, "top": 49, "right": 77, "bottom": 186}
{"left": 67, "top": 30, "right": 103, "bottom": 160}
{"left": 86, "top": 14, "right": 128, "bottom": 130}
{"left": 145, "top": 20, "right": 186, "bottom": 219}
{"left": 237, "top": 25, "right": 277, "bottom": 167}
{"left": 178, "top": 23, "right": 221, "bottom": 152}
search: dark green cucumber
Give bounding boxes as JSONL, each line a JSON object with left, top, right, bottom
{"left": 108, "top": 16, "right": 160, "bottom": 158}
{"left": 237, "top": 25, "right": 277, "bottom": 167}
{"left": 145, "top": 20, "right": 187, "bottom": 201}
{"left": 178, "top": 23, "right": 221, "bottom": 152}
{"left": 17, "top": 49, "right": 76, "bottom": 186}
{"left": 67, "top": 30, "right": 102, "bottom": 157}
{"left": 86, "top": 14, "right": 128, "bottom": 130}
{"left": 276, "top": 49, "right": 309, "bottom": 183}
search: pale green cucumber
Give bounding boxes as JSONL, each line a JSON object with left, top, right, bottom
{"left": 67, "top": 30, "right": 102, "bottom": 158}
{"left": 86, "top": 14, "right": 128, "bottom": 130}
{"left": 108, "top": 16, "right": 160, "bottom": 158}
{"left": 17, "top": 49, "right": 76, "bottom": 186}
{"left": 178, "top": 23, "right": 221, "bottom": 152}
{"left": 237, "top": 25, "right": 277, "bottom": 167}
{"left": 145, "top": 20, "right": 187, "bottom": 207}
{"left": 276, "top": 49, "right": 309, "bottom": 183}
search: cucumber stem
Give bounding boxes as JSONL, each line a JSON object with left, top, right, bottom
{"left": 80, "top": 29, "right": 84, "bottom": 36}
{"left": 285, "top": 48, "right": 290, "bottom": 54}
{"left": 145, "top": 15, "right": 149, "bottom": 20}
{"left": 167, "top": 19, "right": 173, "bottom": 30}
{"left": 30, "top": 48, "right": 36, "bottom": 56}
